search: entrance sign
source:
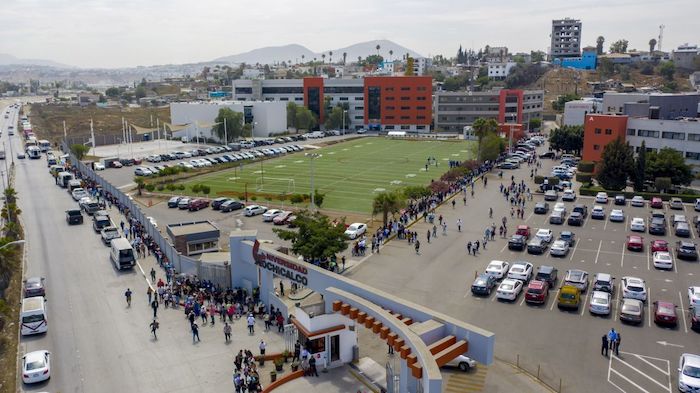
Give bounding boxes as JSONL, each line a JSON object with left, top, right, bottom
{"left": 252, "top": 240, "right": 308, "bottom": 285}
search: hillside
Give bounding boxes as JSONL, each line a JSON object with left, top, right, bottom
{"left": 26, "top": 104, "right": 170, "bottom": 146}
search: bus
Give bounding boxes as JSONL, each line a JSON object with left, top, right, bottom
{"left": 38, "top": 139, "right": 51, "bottom": 152}
{"left": 27, "top": 146, "right": 41, "bottom": 159}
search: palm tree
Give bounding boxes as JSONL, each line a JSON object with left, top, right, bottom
{"left": 649, "top": 38, "right": 657, "bottom": 53}
{"left": 301, "top": 54, "right": 305, "bottom": 64}
{"left": 596, "top": 36, "right": 605, "bottom": 55}
{"left": 376, "top": 44, "right": 381, "bottom": 55}
{"left": 471, "top": 117, "right": 499, "bottom": 162}
{"left": 321, "top": 54, "right": 326, "bottom": 64}
{"left": 329, "top": 51, "right": 333, "bottom": 64}
{"left": 389, "top": 50, "right": 393, "bottom": 61}
{"left": 357, "top": 56, "right": 362, "bottom": 64}
{"left": 343, "top": 52, "right": 347, "bottom": 65}
{"left": 372, "top": 190, "right": 405, "bottom": 226}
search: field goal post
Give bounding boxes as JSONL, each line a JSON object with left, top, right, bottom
{"left": 255, "top": 177, "right": 296, "bottom": 194}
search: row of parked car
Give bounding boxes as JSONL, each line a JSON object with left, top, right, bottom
{"left": 498, "top": 136, "right": 546, "bottom": 169}
{"left": 473, "top": 259, "right": 700, "bottom": 329}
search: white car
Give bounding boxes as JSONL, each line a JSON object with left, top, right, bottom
{"left": 71, "top": 188, "right": 89, "bottom": 201}
{"left": 535, "top": 229, "right": 553, "bottom": 243}
{"left": 485, "top": 260, "right": 510, "bottom": 280}
{"left": 496, "top": 279, "right": 523, "bottom": 301}
{"left": 507, "top": 262, "right": 533, "bottom": 282}
{"left": 179, "top": 162, "right": 194, "bottom": 169}
{"left": 550, "top": 240, "right": 570, "bottom": 256}
{"left": 589, "top": 291, "right": 612, "bottom": 315}
{"left": 262, "top": 209, "right": 283, "bottom": 222}
{"left": 553, "top": 202, "right": 567, "bottom": 215}
{"left": 678, "top": 354, "right": 700, "bottom": 393}
{"left": 21, "top": 350, "right": 51, "bottom": 384}
{"left": 562, "top": 189, "right": 576, "bottom": 201}
{"left": 630, "top": 217, "right": 646, "bottom": 232}
{"left": 595, "top": 192, "right": 609, "bottom": 204}
{"left": 688, "top": 286, "right": 700, "bottom": 309}
{"left": 630, "top": 196, "right": 645, "bottom": 207}
{"left": 443, "top": 354, "right": 477, "bottom": 372}
{"left": 94, "top": 162, "right": 105, "bottom": 170}
{"left": 591, "top": 205, "right": 605, "bottom": 219}
{"left": 344, "top": 223, "right": 367, "bottom": 239}
{"left": 609, "top": 209, "right": 625, "bottom": 222}
{"left": 621, "top": 276, "right": 648, "bottom": 302}
{"left": 653, "top": 251, "right": 673, "bottom": 270}
{"left": 244, "top": 205, "right": 267, "bottom": 216}
{"left": 134, "top": 166, "right": 153, "bottom": 176}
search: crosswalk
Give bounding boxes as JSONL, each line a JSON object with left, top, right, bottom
{"left": 443, "top": 365, "right": 488, "bottom": 393}
{"left": 608, "top": 351, "right": 671, "bottom": 393}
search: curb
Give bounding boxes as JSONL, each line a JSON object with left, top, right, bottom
{"left": 347, "top": 363, "right": 383, "bottom": 393}
{"left": 493, "top": 357, "right": 559, "bottom": 393}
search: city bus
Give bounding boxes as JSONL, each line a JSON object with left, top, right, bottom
{"left": 27, "top": 146, "right": 41, "bottom": 159}
{"left": 38, "top": 139, "right": 51, "bottom": 152}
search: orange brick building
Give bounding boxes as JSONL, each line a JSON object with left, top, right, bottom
{"left": 582, "top": 114, "right": 629, "bottom": 162}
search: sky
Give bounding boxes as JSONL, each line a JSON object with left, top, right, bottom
{"left": 0, "top": 0, "right": 696, "bottom": 68}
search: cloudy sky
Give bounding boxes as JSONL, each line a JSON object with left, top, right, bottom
{"left": 0, "top": 0, "right": 695, "bottom": 68}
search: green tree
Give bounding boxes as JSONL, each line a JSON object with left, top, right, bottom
{"left": 551, "top": 93, "right": 581, "bottom": 112}
{"left": 324, "top": 105, "right": 350, "bottom": 130}
{"left": 596, "top": 36, "right": 605, "bottom": 55}
{"left": 598, "top": 58, "right": 614, "bottom": 77}
{"left": 480, "top": 133, "right": 505, "bottom": 162}
{"left": 548, "top": 125, "right": 584, "bottom": 154}
{"left": 295, "top": 108, "right": 317, "bottom": 131}
{"left": 472, "top": 117, "right": 499, "bottom": 162}
{"left": 405, "top": 57, "right": 414, "bottom": 76}
{"left": 596, "top": 138, "right": 634, "bottom": 191}
{"left": 134, "top": 177, "right": 145, "bottom": 196}
{"left": 105, "top": 87, "right": 121, "bottom": 98}
{"left": 273, "top": 210, "right": 348, "bottom": 261}
{"left": 286, "top": 102, "right": 298, "bottom": 129}
{"left": 646, "top": 147, "right": 693, "bottom": 186}
{"left": 135, "top": 85, "right": 147, "bottom": 99}
{"left": 442, "top": 77, "right": 461, "bottom": 91}
{"left": 372, "top": 190, "right": 405, "bottom": 226}
{"left": 70, "top": 144, "right": 90, "bottom": 160}
{"left": 649, "top": 38, "right": 657, "bottom": 53}
{"left": 211, "top": 108, "right": 244, "bottom": 142}
{"left": 505, "top": 63, "right": 547, "bottom": 89}
{"left": 528, "top": 118, "right": 542, "bottom": 130}
{"left": 403, "top": 185, "right": 432, "bottom": 201}
{"left": 633, "top": 141, "right": 647, "bottom": 191}
{"left": 659, "top": 61, "right": 675, "bottom": 81}
{"left": 531, "top": 50, "right": 545, "bottom": 62}
{"left": 640, "top": 62, "right": 655, "bottom": 75}
{"left": 363, "top": 55, "right": 384, "bottom": 67}
{"left": 654, "top": 177, "right": 672, "bottom": 193}
{"left": 609, "top": 39, "right": 629, "bottom": 53}
{"left": 313, "top": 189, "right": 325, "bottom": 208}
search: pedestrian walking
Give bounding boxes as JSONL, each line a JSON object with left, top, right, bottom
{"left": 224, "top": 322, "right": 232, "bottom": 342}
{"left": 475, "top": 240, "right": 480, "bottom": 254}
{"left": 309, "top": 356, "right": 319, "bottom": 377}
{"left": 432, "top": 225, "right": 437, "bottom": 237}
{"left": 426, "top": 230, "right": 431, "bottom": 243}
{"left": 192, "top": 322, "right": 200, "bottom": 342}
{"left": 452, "top": 200, "right": 456, "bottom": 209}
{"left": 607, "top": 328, "right": 618, "bottom": 352}
{"left": 601, "top": 335, "right": 609, "bottom": 356}
{"left": 457, "top": 219, "right": 462, "bottom": 232}
{"left": 388, "top": 342, "right": 394, "bottom": 355}
{"left": 489, "top": 207, "right": 493, "bottom": 218}
{"left": 201, "top": 308, "right": 208, "bottom": 325}
{"left": 147, "top": 286, "right": 153, "bottom": 304}
{"left": 442, "top": 222, "right": 447, "bottom": 235}
{"left": 293, "top": 342, "right": 301, "bottom": 362}
{"left": 259, "top": 339, "right": 266, "bottom": 356}
{"left": 150, "top": 319, "right": 159, "bottom": 339}
{"left": 124, "top": 288, "right": 132, "bottom": 307}
{"left": 150, "top": 267, "right": 156, "bottom": 282}
{"left": 614, "top": 333, "right": 621, "bottom": 356}
{"left": 151, "top": 299, "right": 159, "bottom": 318}
{"left": 463, "top": 196, "right": 467, "bottom": 206}
{"left": 247, "top": 314, "right": 255, "bottom": 334}
{"left": 415, "top": 240, "right": 420, "bottom": 255}
{"left": 467, "top": 242, "right": 472, "bottom": 255}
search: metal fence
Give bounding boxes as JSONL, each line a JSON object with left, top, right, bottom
{"left": 64, "top": 143, "right": 231, "bottom": 288}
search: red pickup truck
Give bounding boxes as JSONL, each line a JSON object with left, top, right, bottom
{"left": 188, "top": 199, "right": 210, "bottom": 211}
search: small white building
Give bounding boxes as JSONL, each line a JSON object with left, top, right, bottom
{"left": 563, "top": 99, "right": 602, "bottom": 126}
{"left": 242, "top": 69, "right": 263, "bottom": 79}
{"left": 169, "top": 101, "right": 287, "bottom": 141}
{"left": 412, "top": 57, "right": 431, "bottom": 76}
{"left": 488, "top": 62, "right": 517, "bottom": 80}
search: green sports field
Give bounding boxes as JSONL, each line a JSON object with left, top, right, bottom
{"left": 181, "top": 138, "right": 475, "bottom": 214}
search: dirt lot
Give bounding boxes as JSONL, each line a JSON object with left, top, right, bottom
{"left": 24, "top": 103, "right": 170, "bottom": 146}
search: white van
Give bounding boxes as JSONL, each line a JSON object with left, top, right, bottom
{"left": 110, "top": 238, "right": 136, "bottom": 270}
{"left": 21, "top": 296, "right": 47, "bottom": 336}
{"left": 695, "top": 198, "right": 700, "bottom": 212}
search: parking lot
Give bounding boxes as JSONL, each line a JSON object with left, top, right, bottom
{"left": 345, "top": 143, "right": 699, "bottom": 393}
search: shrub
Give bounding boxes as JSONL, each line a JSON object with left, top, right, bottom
{"left": 200, "top": 185, "right": 211, "bottom": 195}
{"left": 145, "top": 184, "right": 156, "bottom": 192}
{"left": 575, "top": 172, "right": 593, "bottom": 185}
{"left": 251, "top": 196, "right": 257, "bottom": 201}
{"left": 191, "top": 184, "right": 201, "bottom": 193}
{"left": 178, "top": 184, "right": 185, "bottom": 191}
{"left": 577, "top": 161, "right": 595, "bottom": 173}
{"left": 428, "top": 180, "right": 449, "bottom": 194}
{"left": 166, "top": 183, "right": 176, "bottom": 191}
{"left": 156, "top": 184, "right": 165, "bottom": 191}
{"left": 533, "top": 175, "right": 545, "bottom": 184}
{"left": 547, "top": 177, "right": 560, "bottom": 186}
{"left": 289, "top": 194, "right": 305, "bottom": 204}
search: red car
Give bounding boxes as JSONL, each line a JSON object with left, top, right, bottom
{"left": 516, "top": 225, "right": 531, "bottom": 240}
{"left": 188, "top": 199, "right": 210, "bottom": 211}
{"left": 651, "top": 197, "right": 663, "bottom": 209}
{"left": 524, "top": 280, "right": 549, "bottom": 305}
{"left": 627, "top": 235, "right": 644, "bottom": 251}
{"left": 653, "top": 301, "right": 677, "bottom": 326}
{"left": 651, "top": 239, "right": 669, "bottom": 252}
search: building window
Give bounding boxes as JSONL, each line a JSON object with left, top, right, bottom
{"left": 385, "top": 125, "right": 395, "bottom": 130}
{"left": 627, "top": 128, "right": 636, "bottom": 136}
{"left": 662, "top": 131, "right": 685, "bottom": 140}
{"left": 417, "top": 115, "right": 426, "bottom": 120}
{"left": 416, "top": 106, "right": 426, "bottom": 110}
{"left": 417, "top": 87, "right": 427, "bottom": 92}
{"left": 416, "top": 96, "right": 427, "bottom": 101}
{"left": 339, "top": 97, "right": 349, "bottom": 101}
{"left": 400, "top": 87, "right": 410, "bottom": 91}
{"left": 401, "top": 125, "right": 410, "bottom": 130}
{"left": 355, "top": 106, "right": 364, "bottom": 110}
{"left": 688, "top": 134, "right": 700, "bottom": 142}
{"left": 385, "top": 87, "right": 394, "bottom": 92}
{"left": 295, "top": 97, "right": 303, "bottom": 101}
{"left": 593, "top": 145, "right": 600, "bottom": 150}
{"left": 279, "top": 97, "right": 288, "bottom": 101}
{"left": 386, "top": 97, "right": 395, "bottom": 101}
{"left": 261, "top": 87, "right": 303, "bottom": 94}
{"left": 594, "top": 128, "right": 601, "bottom": 134}
{"left": 355, "top": 97, "right": 364, "bottom": 101}
{"left": 400, "top": 96, "right": 410, "bottom": 101}
{"left": 354, "top": 116, "right": 363, "bottom": 120}
{"left": 637, "top": 129, "right": 660, "bottom": 138}
{"left": 686, "top": 152, "right": 700, "bottom": 160}
{"left": 400, "top": 116, "right": 410, "bottom": 120}
{"left": 323, "top": 86, "right": 364, "bottom": 94}
{"left": 605, "top": 129, "right": 612, "bottom": 135}
{"left": 386, "top": 106, "right": 395, "bottom": 110}
{"left": 386, "top": 116, "right": 395, "bottom": 120}
{"left": 368, "top": 87, "right": 381, "bottom": 120}
{"left": 400, "top": 106, "right": 410, "bottom": 110}
{"left": 417, "top": 125, "right": 426, "bottom": 130}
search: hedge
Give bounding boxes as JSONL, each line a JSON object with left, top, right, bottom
{"left": 575, "top": 172, "right": 593, "bottom": 185}
{"left": 577, "top": 161, "right": 595, "bottom": 173}
{"left": 579, "top": 187, "right": 700, "bottom": 203}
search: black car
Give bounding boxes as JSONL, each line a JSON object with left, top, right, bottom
{"left": 471, "top": 274, "right": 498, "bottom": 296}
{"left": 527, "top": 237, "right": 548, "bottom": 255}
{"left": 572, "top": 204, "right": 588, "bottom": 218}
{"left": 66, "top": 209, "right": 83, "bottom": 225}
{"left": 648, "top": 215, "right": 666, "bottom": 235}
{"left": 676, "top": 241, "right": 698, "bottom": 260}
{"left": 567, "top": 212, "right": 584, "bottom": 226}
{"left": 168, "top": 196, "right": 182, "bottom": 208}
{"left": 92, "top": 215, "right": 111, "bottom": 232}
{"left": 535, "top": 266, "right": 558, "bottom": 288}
{"left": 508, "top": 234, "right": 527, "bottom": 251}
{"left": 539, "top": 152, "right": 555, "bottom": 159}
{"left": 559, "top": 231, "right": 576, "bottom": 246}
{"left": 221, "top": 200, "right": 245, "bottom": 212}
{"left": 534, "top": 202, "right": 549, "bottom": 215}
{"left": 211, "top": 197, "right": 230, "bottom": 210}
{"left": 614, "top": 195, "right": 626, "bottom": 205}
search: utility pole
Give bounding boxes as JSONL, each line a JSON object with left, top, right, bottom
{"left": 306, "top": 153, "right": 321, "bottom": 210}
{"left": 224, "top": 117, "right": 228, "bottom": 144}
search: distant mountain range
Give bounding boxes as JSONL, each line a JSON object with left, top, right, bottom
{"left": 213, "top": 39, "right": 423, "bottom": 65}
{"left": 0, "top": 53, "right": 72, "bottom": 68}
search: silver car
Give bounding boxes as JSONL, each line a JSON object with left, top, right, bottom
{"left": 550, "top": 240, "right": 570, "bottom": 257}
{"left": 443, "top": 354, "right": 477, "bottom": 372}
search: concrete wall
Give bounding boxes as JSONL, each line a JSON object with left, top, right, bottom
{"left": 602, "top": 92, "right": 648, "bottom": 115}
{"left": 564, "top": 100, "right": 599, "bottom": 126}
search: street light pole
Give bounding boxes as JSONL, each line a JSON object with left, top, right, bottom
{"left": 0, "top": 239, "right": 25, "bottom": 250}
{"left": 342, "top": 110, "right": 347, "bottom": 135}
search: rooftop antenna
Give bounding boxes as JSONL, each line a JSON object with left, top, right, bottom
{"left": 658, "top": 24, "right": 665, "bottom": 51}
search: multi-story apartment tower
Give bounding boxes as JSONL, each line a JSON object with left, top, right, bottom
{"left": 550, "top": 18, "right": 582, "bottom": 60}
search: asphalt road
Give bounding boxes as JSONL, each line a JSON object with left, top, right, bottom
{"left": 346, "top": 137, "right": 700, "bottom": 393}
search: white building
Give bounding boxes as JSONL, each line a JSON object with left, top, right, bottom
{"left": 487, "top": 62, "right": 517, "bottom": 80}
{"left": 169, "top": 101, "right": 287, "bottom": 141}
{"left": 626, "top": 117, "right": 700, "bottom": 171}
{"left": 412, "top": 57, "right": 431, "bottom": 76}
{"left": 563, "top": 99, "right": 601, "bottom": 126}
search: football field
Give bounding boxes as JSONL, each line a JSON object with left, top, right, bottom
{"left": 181, "top": 137, "right": 475, "bottom": 214}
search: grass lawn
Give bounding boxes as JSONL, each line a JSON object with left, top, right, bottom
{"left": 180, "top": 137, "right": 475, "bottom": 214}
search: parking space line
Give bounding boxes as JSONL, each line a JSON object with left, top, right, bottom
{"left": 604, "top": 218, "right": 609, "bottom": 231}
{"left": 679, "top": 291, "right": 689, "bottom": 334}
{"left": 550, "top": 289, "right": 560, "bottom": 311}
{"left": 621, "top": 243, "right": 626, "bottom": 267}
{"left": 613, "top": 356, "right": 671, "bottom": 392}
{"left": 613, "top": 288, "right": 620, "bottom": 321}
{"left": 580, "top": 292, "right": 588, "bottom": 316}
{"left": 608, "top": 368, "right": 651, "bottom": 393}
{"left": 595, "top": 240, "right": 602, "bottom": 264}
{"left": 647, "top": 249, "right": 650, "bottom": 271}
{"left": 525, "top": 212, "right": 533, "bottom": 222}
{"left": 569, "top": 239, "right": 579, "bottom": 261}
{"left": 672, "top": 251, "right": 678, "bottom": 274}
{"left": 519, "top": 294, "right": 526, "bottom": 306}
{"left": 647, "top": 287, "right": 652, "bottom": 327}
{"left": 499, "top": 243, "right": 508, "bottom": 253}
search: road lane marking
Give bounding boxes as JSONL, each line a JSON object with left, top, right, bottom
{"left": 679, "top": 291, "right": 689, "bottom": 334}
{"left": 595, "top": 240, "right": 602, "bottom": 264}
{"left": 550, "top": 289, "right": 560, "bottom": 311}
{"left": 621, "top": 243, "right": 626, "bottom": 267}
{"left": 613, "top": 288, "right": 620, "bottom": 321}
{"left": 569, "top": 238, "right": 579, "bottom": 261}
{"left": 612, "top": 356, "right": 671, "bottom": 392}
{"left": 580, "top": 292, "right": 588, "bottom": 316}
{"left": 647, "top": 287, "right": 652, "bottom": 327}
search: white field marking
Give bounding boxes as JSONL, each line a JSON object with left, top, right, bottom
{"left": 679, "top": 291, "right": 689, "bottom": 334}
{"left": 405, "top": 174, "right": 416, "bottom": 178}
{"left": 390, "top": 180, "right": 402, "bottom": 185}
{"left": 228, "top": 177, "right": 240, "bottom": 181}
{"left": 374, "top": 188, "right": 386, "bottom": 192}
{"left": 253, "top": 170, "right": 262, "bottom": 174}
{"left": 595, "top": 240, "right": 603, "bottom": 264}
{"left": 342, "top": 148, "right": 349, "bottom": 151}
{"left": 274, "top": 165, "right": 287, "bottom": 168}
{"left": 419, "top": 168, "right": 427, "bottom": 171}
{"left": 451, "top": 153, "right": 460, "bottom": 156}
{"left": 442, "top": 158, "right": 449, "bottom": 161}
{"left": 327, "top": 152, "right": 335, "bottom": 155}
{"left": 460, "top": 150, "right": 469, "bottom": 152}
{"left": 294, "top": 160, "right": 304, "bottom": 163}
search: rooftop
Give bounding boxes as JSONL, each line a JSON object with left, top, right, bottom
{"left": 167, "top": 221, "right": 219, "bottom": 237}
